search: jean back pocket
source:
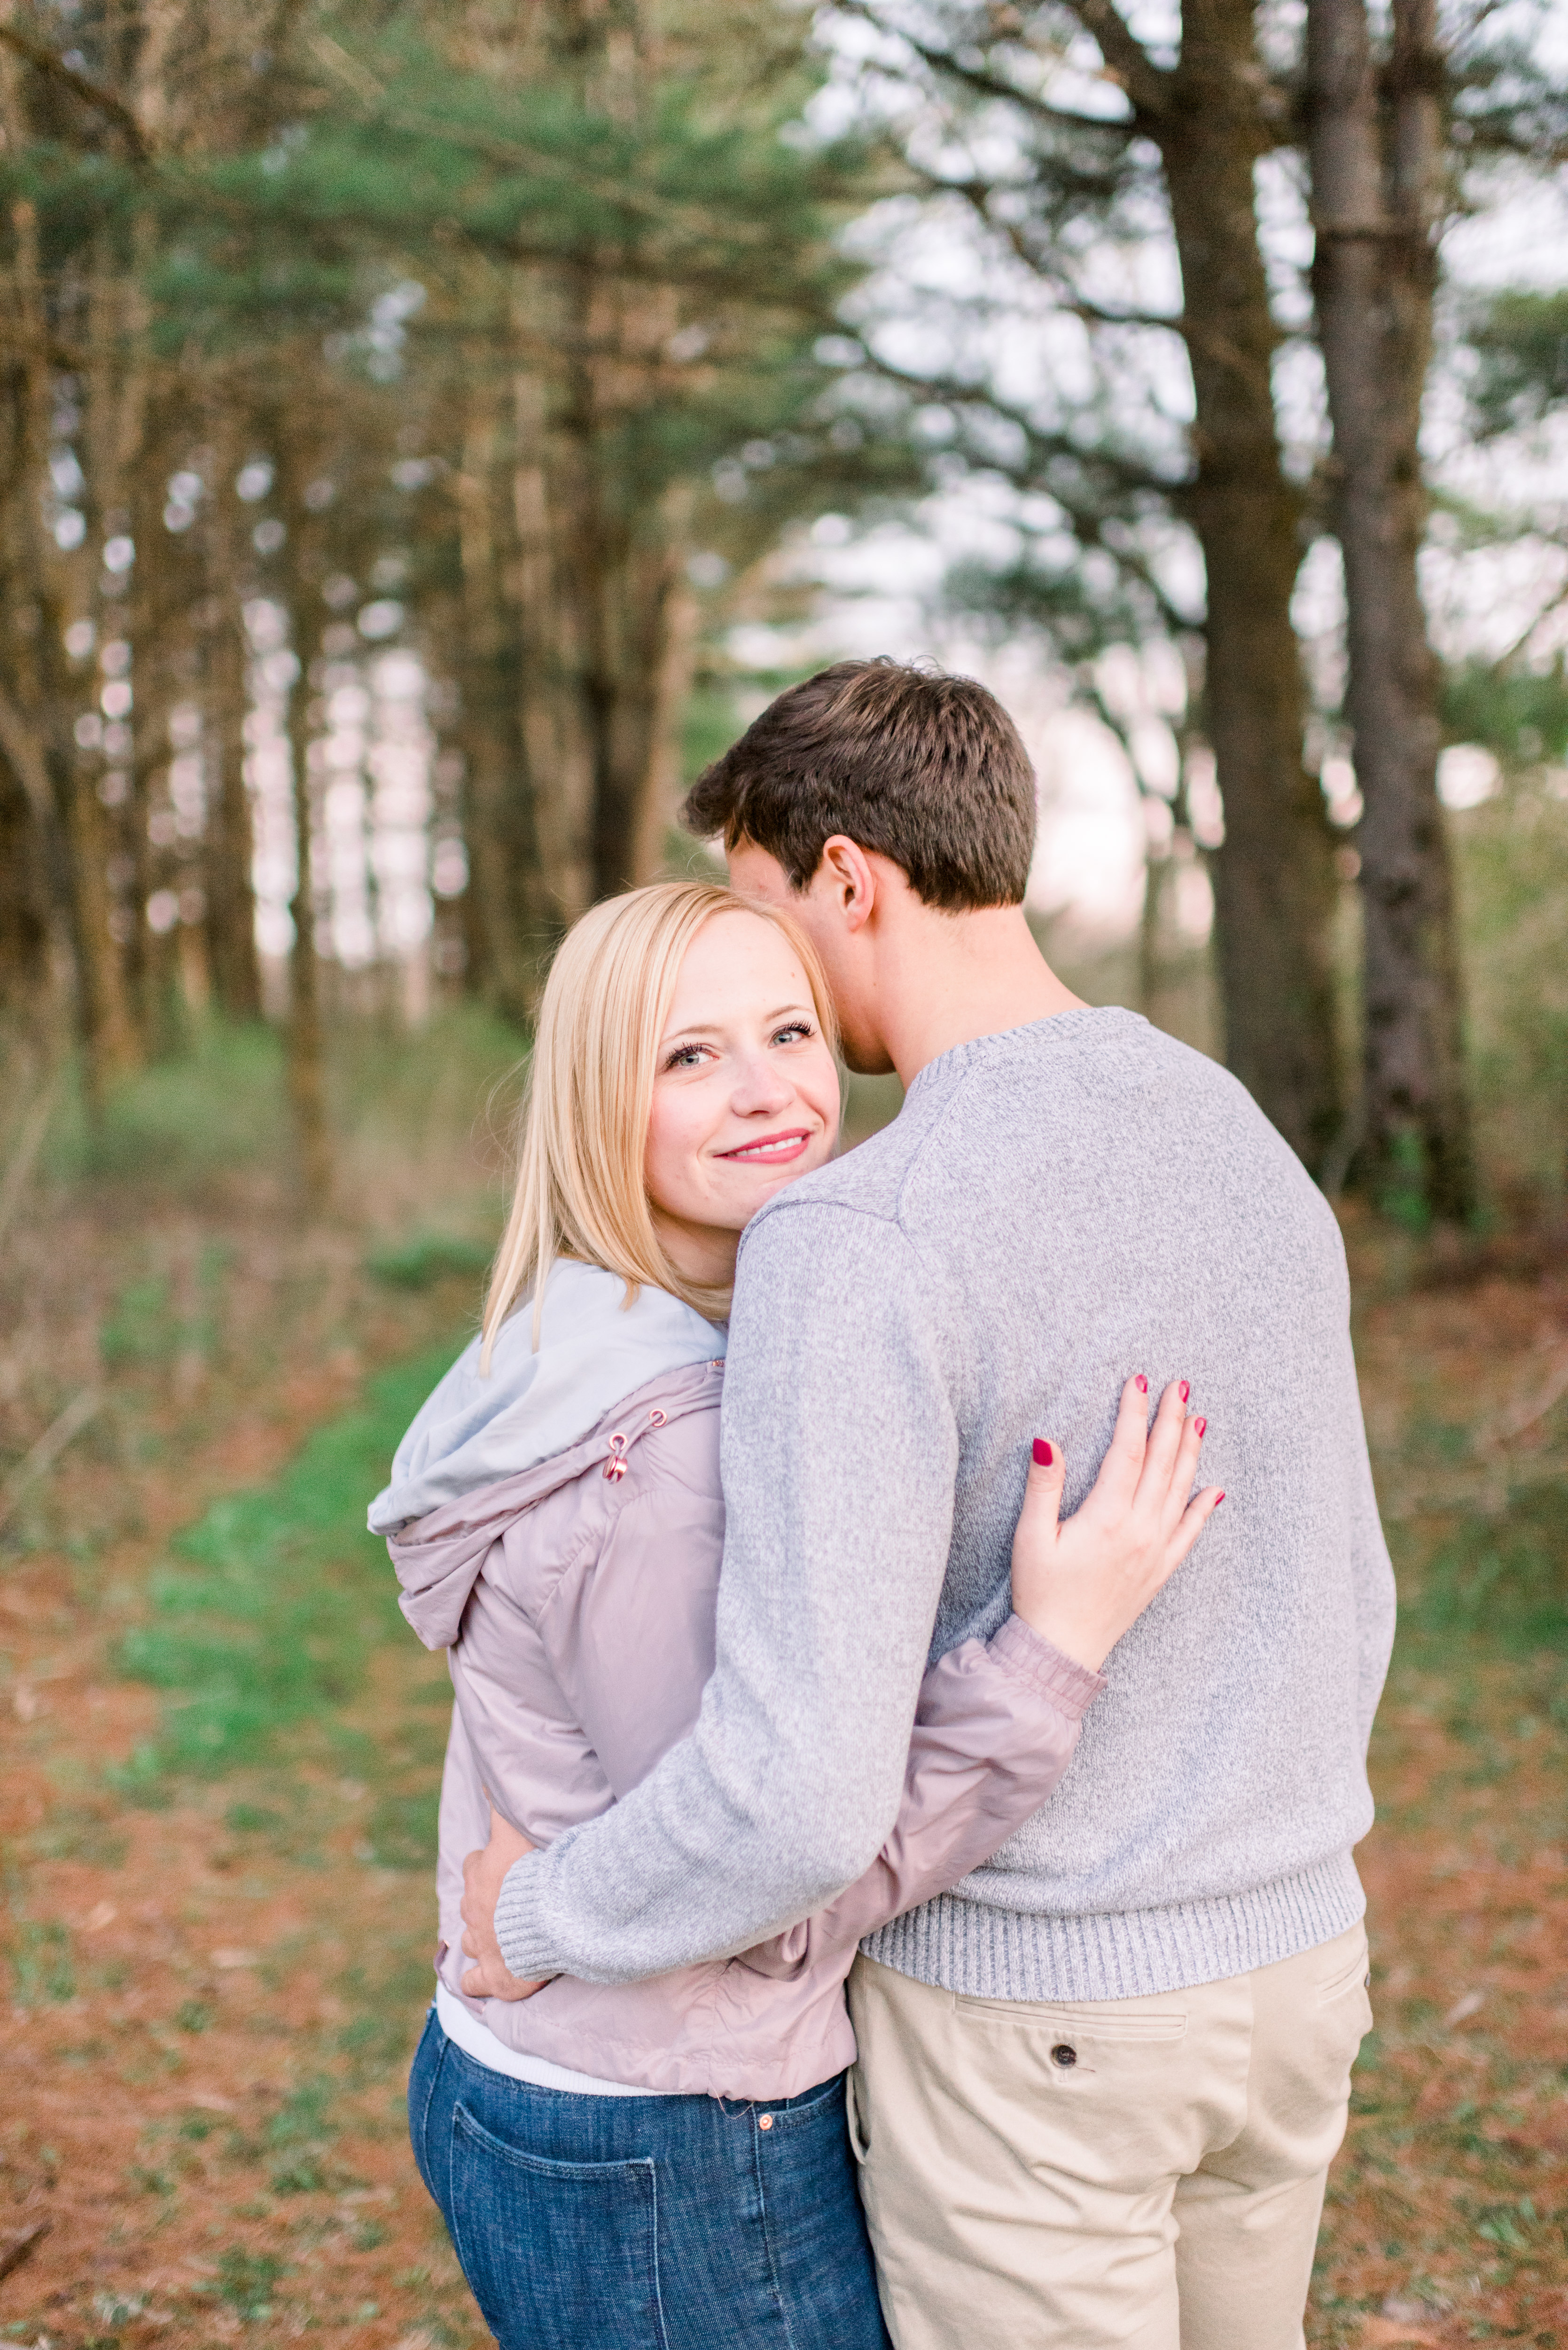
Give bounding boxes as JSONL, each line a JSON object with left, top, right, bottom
{"left": 450, "top": 2100, "right": 667, "bottom": 2350}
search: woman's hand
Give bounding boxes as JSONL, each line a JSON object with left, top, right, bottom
{"left": 1010, "top": 1377, "right": 1222, "bottom": 1673}
{"left": 460, "top": 1804, "right": 551, "bottom": 2002}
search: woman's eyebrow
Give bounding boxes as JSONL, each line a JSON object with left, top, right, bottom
{"left": 658, "top": 1017, "right": 725, "bottom": 1046}
{"left": 658, "top": 1000, "right": 812, "bottom": 1050}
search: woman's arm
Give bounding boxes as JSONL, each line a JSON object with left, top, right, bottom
{"left": 741, "top": 1376, "right": 1219, "bottom": 1978}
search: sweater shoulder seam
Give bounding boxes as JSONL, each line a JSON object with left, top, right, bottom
{"left": 745, "top": 1062, "right": 978, "bottom": 1259}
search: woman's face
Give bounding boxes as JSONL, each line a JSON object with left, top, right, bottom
{"left": 645, "top": 910, "right": 840, "bottom": 1285}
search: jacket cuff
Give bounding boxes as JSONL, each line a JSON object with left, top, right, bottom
{"left": 493, "top": 1854, "right": 559, "bottom": 1982}
{"left": 990, "top": 1613, "right": 1107, "bottom": 1720}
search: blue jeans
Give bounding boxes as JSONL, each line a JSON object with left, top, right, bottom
{"left": 408, "top": 2011, "right": 892, "bottom": 2350}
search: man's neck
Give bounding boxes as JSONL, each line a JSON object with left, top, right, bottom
{"left": 870, "top": 905, "right": 1085, "bottom": 1089}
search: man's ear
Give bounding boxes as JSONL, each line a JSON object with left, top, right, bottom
{"left": 816, "top": 836, "right": 878, "bottom": 933}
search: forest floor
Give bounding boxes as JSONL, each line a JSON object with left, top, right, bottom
{"left": 1, "top": 1021, "right": 1565, "bottom": 2350}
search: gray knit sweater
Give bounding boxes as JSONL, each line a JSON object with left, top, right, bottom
{"left": 496, "top": 1008, "right": 1396, "bottom": 2003}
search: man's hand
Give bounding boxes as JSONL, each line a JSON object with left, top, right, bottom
{"left": 460, "top": 1805, "right": 550, "bottom": 2002}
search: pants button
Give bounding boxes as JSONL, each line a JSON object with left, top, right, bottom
{"left": 1051, "top": 2043, "right": 1077, "bottom": 2068}
{"left": 758, "top": 2113, "right": 773, "bottom": 2129}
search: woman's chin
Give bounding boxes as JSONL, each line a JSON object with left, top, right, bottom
{"left": 684, "top": 1140, "right": 836, "bottom": 1235}
{"left": 709, "top": 1164, "right": 816, "bottom": 1228}
{"left": 749, "top": 1146, "right": 835, "bottom": 1201}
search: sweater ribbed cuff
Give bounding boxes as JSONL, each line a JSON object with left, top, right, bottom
{"left": 493, "top": 1853, "right": 559, "bottom": 1983}
{"left": 991, "top": 1612, "right": 1107, "bottom": 1719}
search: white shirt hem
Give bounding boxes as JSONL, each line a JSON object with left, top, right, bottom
{"left": 433, "top": 1982, "right": 672, "bottom": 2098}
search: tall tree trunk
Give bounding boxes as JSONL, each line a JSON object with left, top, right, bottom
{"left": 11, "top": 197, "right": 139, "bottom": 1110}
{"left": 273, "top": 427, "right": 334, "bottom": 1210}
{"left": 511, "top": 270, "right": 601, "bottom": 933}
{"left": 578, "top": 279, "right": 694, "bottom": 898}
{"left": 507, "top": 6, "right": 696, "bottom": 924}
{"left": 629, "top": 482, "right": 700, "bottom": 886}
{"left": 1306, "top": 0, "right": 1475, "bottom": 1221}
{"left": 0, "top": 753, "right": 52, "bottom": 1029}
{"left": 1158, "top": 0, "right": 1344, "bottom": 1170}
{"left": 455, "top": 351, "right": 548, "bottom": 1017}
{"left": 122, "top": 255, "right": 189, "bottom": 1060}
{"left": 78, "top": 229, "right": 148, "bottom": 1083}
{"left": 0, "top": 189, "right": 75, "bottom": 1042}
{"left": 201, "top": 402, "right": 263, "bottom": 1020}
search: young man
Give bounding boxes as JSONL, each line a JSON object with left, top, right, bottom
{"left": 468, "top": 659, "right": 1396, "bottom": 2348}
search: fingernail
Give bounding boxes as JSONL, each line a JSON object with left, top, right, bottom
{"left": 1135, "top": 1374, "right": 1148, "bottom": 1394}
{"left": 1033, "top": 1438, "right": 1053, "bottom": 1467}
{"left": 1196, "top": 1417, "right": 1206, "bottom": 1437}
{"left": 1179, "top": 1381, "right": 1190, "bottom": 1402}
{"left": 1215, "top": 1491, "right": 1225, "bottom": 1504}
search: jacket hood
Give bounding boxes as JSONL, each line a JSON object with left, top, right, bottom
{"left": 387, "top": 1355, "right": 724, "bottom": 1650}
{"left": 367, "top": 1259, "right": 721, "bottom": 1536}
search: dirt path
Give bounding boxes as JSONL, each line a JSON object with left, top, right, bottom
{"left": 1, "top": 1301, "right": 485, "bottom": 2350}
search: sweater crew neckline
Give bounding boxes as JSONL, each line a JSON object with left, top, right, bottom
{"left": 905, "top": 1004, "right": 1144, "bottom": 1101}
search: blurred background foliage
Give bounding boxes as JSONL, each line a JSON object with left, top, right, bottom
{"left": 0, "top": 0, "right": 1563, "bottom": 1232}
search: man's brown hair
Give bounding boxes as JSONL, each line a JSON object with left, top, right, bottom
{"left": 680, "top": 658, "right": 1037, "bottom": 910}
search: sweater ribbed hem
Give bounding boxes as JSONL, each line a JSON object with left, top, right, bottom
{"left": 860, "top": 1849, "right": 1366, "bottom": 2003}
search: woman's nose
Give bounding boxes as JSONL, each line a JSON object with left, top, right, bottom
{"left": 729, "top": 1052, "right": 794, "bottom": 1115}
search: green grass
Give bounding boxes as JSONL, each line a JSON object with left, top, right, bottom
{"left": 194, "top": 2247, "right": 290, "bottom": 2324}
{"left": 8, "top": 1915, "right": 76, "bottom": 2004}
{"left": 47, "top": 1022, "right": 292, "bottom": 1189}
{"left": 115, "top": 1343, "right": 458, "bottom": 1790}
{"left": 365, "top": 1233, "right": 495, "bottom": 1291}
{"left": 1396, "top": 1478, "right": 1568, "bottom": 1652}
{"left": 38, "top": 1001, "right": 524, "bottom": 1205}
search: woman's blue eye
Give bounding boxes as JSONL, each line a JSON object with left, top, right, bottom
{"left": 772, "top": 1023, "right": 812, "bottom": 1047}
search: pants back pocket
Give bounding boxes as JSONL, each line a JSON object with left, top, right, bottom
{"left": 450, "top": 2100, "right": 667, "bottom": 2350}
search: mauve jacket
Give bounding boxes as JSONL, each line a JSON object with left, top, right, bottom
{"left": 390, "top": 1354, "right": 1103, "bottom": 2100}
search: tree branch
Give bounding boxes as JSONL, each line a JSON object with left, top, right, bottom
{"left": 902, "top": 173, "right": 1192, "bottom": 343}
{"left": 1062, "top": 0, "right": 1172, "bottom": 118}
{"left": 838, "top": 1, "right": 1138, "bottom": 138}
{"left": 0, "top": 27, "right": 152, "bottom": 158}
{"left": 0, "top": 684, "right": 56, "bottom": 830}
{"left": 866, "top": 345, "right": 1184, "bottom": 501}
{"left": 304, "top": 33, "right": 826, "bottom": 256}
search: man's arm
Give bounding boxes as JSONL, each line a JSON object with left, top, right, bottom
{"left": 737, "top": 1620, "right": 1102, "bottom": 1981}
{"left": 492, "top": 1199, "right": 959, "bottom": 1986}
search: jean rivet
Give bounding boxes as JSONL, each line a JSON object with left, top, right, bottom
{"left": 758, "top": 2113, "right": 773, "bottom": 2130}
{"left": 1051, "top": 2043, "right": 1077, "bottom": 2068}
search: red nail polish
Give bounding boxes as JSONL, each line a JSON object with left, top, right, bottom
{"left": 1033, "top": 1439, "right": 1053, "bottom": 1467}
{"left": 1215, "top": 1491, "right": 1225, "bottom": 1504}
{"left": 1196, "top": 1417, "right": 1206, "bottom": 1438}
{"left": 1135, "top": 1374, "right": 1148, "bottom": 1394}
{"left": 1179, "top": 1381, "right": 1190, "bottom": 1403}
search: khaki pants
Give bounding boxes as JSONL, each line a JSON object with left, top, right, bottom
{"left": 846, "top": 1922, "right": 1371, "bottom": 2350}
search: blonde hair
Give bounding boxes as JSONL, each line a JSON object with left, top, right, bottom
{"left": 481, "top": 880, "right": 838, "bottom": 1365}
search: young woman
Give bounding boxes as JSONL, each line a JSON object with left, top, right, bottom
{"left": 370, "top": 880, "right": 1219, "bottom": 2350}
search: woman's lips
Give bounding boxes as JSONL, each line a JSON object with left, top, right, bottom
{"left": 717, "top": 1129, "right": 812, "bottom": 1166}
